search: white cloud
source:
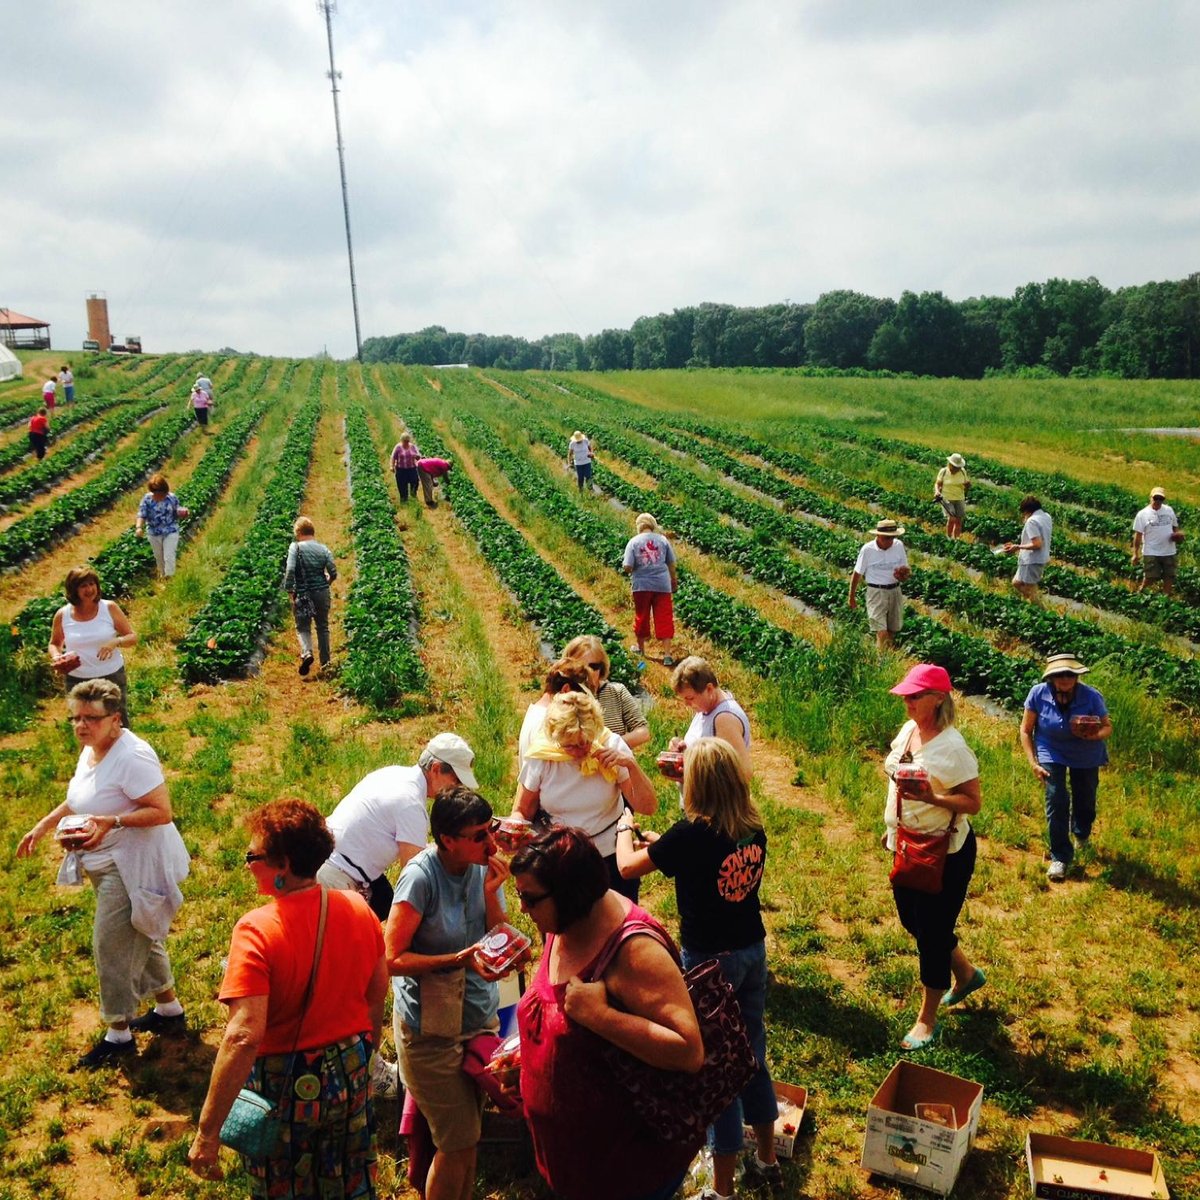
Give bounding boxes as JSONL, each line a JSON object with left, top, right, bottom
{"left": 3, "top": 0, "right": 1197, "bottom": 356}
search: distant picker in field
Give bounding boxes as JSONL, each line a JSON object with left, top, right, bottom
{"left": 391, "top": 431, "right": 422, "bottom": 501}
{"left": 283, "top": 516, "right": 338, "bottom": 676}
{"left": 135, "top": 474, "right": 190, "bottom": 579}
{"left": 194, "top": 373, "right": 213, "bottom": 401}
{"left": 567, "top": 430, "right": 594, "bottom": 491}
{"left": 1132, "top": 487, "right": 1183, "bottom": 596}
{"left": 848, "top": 518, "right": 910, "bottom": 649}
{"left": 1003, "top": 496, "right": 1052, "bottom": 602}
{"left": 935, "top": 453, "right": 971, "bottom": 539}
{"left": 189, "top": 382, "right": 213, "bottom": 429}
{"left": 42, "top": 373, "right": 57, "bottom": 411}
{"left": 417, "top": 455, "right": 452, "bottom": 508}
{"left": 28, "top": 406, "right": 50, "bottom": 460}
{"left": 59, "top": 364, "right": 75, "bottom": 404}
{"left": 622, "top": 512, "right": 677, "bottom": 664}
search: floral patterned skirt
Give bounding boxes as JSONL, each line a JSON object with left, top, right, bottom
{"left": 243, "top": 1033, "right": 377, "bottom": 1199}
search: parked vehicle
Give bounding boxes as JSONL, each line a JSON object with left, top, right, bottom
{"left": 82, "top": 339, "right": 101, "bottom": 352}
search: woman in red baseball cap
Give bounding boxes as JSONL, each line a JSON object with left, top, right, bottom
{"left": 883, "top": 663, "right": 986, "bottom": 1050}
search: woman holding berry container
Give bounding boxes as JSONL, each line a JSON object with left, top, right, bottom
{"left": 884, "top": 664, "right": 984, "bottom": 1051}
{"left": 1019, "top": 653, "right": 1112, "bottom": 884}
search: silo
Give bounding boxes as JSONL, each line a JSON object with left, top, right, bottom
{"left": 86, "top": 292, "right": 112, "bottom": 351}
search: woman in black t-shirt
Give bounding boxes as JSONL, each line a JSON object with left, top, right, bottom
{"left": 616, "top": 738, "right": 782, "bottom": 1200}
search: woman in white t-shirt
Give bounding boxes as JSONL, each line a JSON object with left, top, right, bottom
{"left": 517, "top": 658, "right": 593, "bottom": 771}
{"left": 883, "top": 664, "right": 985, "bottom": 1051}
{"left": 515, "top": 692, "right": 657, "bottom": 900}
{"left": 17, "top": 678, "right": 190, "bottom": 1070}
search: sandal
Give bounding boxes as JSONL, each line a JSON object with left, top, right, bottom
{"left": 899, "top": 1023, "right": 940, "bottom": 1052}
{"left": 941, "top": 968, "right": 987, "bottom": 1008}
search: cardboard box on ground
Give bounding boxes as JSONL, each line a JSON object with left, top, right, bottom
{"left": 742, "top": 1083, "right": 808, "bottom": 1159}
{"left": 859, "top": 1061, "right": 983, "bottom": 1196}
{"left": 1026, "top": 1133, "right": 1169, "bottom": 1200}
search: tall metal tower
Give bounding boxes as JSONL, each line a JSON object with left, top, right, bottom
{"left": 318, "top": 1, "right": 363, "bottom": 361}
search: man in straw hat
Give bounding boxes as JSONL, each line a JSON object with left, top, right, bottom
{"left": 1019, "top": 654, "right": 1111, "bottom": 882}
{"left": 934, "top": 453, "right": 971, "bottom": 539}
{"left": 1003, "top": 495, "right": 1052, "bottom": 602}
{"left": 566, "top": 430, "right": 594, "bottom": 491}
{"left": 1132, "top": 487, "right": 1183, "bottom": 597}
{"left": 848, "top": 518, "right": 911, "bottom": 649}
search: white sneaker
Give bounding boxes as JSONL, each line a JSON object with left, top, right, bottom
{"left": 1047, "top": 860, "right": 1067, "bottom": 882}
{"left": 370, "top": 1053, "right": 400, "bottom": 1099}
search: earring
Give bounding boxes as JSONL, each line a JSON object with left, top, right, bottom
{"left": 274, "top": 874, "right": 286, "bottom": 891}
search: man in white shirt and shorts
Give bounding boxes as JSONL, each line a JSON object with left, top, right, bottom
{"left": 1132, "top": 487, "right": 1182, "bottom": 596}
{"left": 848, "top": 518, "right": 911, "bottom": 649}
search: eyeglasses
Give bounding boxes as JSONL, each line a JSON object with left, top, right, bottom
{"left": 455, "top": 818, "right": 500, "bottom": 844}
{"left": 516, "top": 888, "right": 551, "bottom": 907}
{"left": 69, "top": 712, "right": 114, "bottom": 725}
{"left": 587, "top": 662, "right": 605, "bottom": 672}
{"left": 244, "top": 851, "right": 268, "bottom": 864}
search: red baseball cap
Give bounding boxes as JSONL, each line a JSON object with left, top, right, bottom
{"left": 890, "top": 664, "right": 953, "bottom": 695}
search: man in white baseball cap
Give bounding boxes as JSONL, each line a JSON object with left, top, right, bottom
{"left": 1132, "top": 487, "right": 1183, "bottom": 597}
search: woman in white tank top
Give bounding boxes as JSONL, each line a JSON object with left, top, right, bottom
{"left": 49, "top": 567, "right": 137, "bottom": 724}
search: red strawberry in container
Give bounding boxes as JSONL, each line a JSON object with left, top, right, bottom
{"left": 656, "top": 750, "right": 685, "bottom": 781}
{"left": 893, "top": 763, "right": 930, "bottom": 794}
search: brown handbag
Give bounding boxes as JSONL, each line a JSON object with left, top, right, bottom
{"left": 889, "top": 785, "right": 956, "bottom": 894}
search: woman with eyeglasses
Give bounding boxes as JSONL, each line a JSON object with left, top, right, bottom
{"left": 48, "top": 565, "right": 137, "bottom": 726}
{"left": 188, "top": 798, "right": 387, "bottom": 1194}
{"left": 17, "top": 678, "right": 189, "bottom": 1070}
{"left": 883, "top": 664, "right": 984, "bottom": 1052}
{"left": 1020, "top": 653, "right": 1112, "bottom": 883}
{"left": 516, "top": 692, "right": 658, "bottom": 901}
{"left": 511, "top": 826, "right": 704, "bottom": 1200}
{"left": 562, "top": 634, "right": 650, "bottom": 750}
{"left": 616, "top": 738, "right": 782, "bottom": 1200}
{"left": 385, "top": 788, "right": 516, "bottom": 1200}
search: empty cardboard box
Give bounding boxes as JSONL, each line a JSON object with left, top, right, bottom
{"left": 743, "top": 1082, "right": 808, "bottom": 1159}
{"left": 860, "top": 1060, "right": 984, "bottom": 1195}
{"left": 1026, "top": 1133, "right": 1169, "bottom": 1200}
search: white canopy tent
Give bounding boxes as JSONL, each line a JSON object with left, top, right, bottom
{"left": 0, "top": 342, "right": 22, "bottom": 382}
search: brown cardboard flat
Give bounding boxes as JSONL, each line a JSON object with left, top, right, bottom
{"left": 1026, "top": 1133, "right": 1169, "bottom": 1200}
{"left": 860, "top": 1061, "right": 984, "bottom": 1196}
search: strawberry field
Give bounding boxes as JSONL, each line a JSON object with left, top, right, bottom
{"left": 0, "top": 353, "right": 1197, "bottom": 1200}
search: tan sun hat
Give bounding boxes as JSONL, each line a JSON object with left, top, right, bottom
{"left": 873, "top": 518, "right": 906, "bottom": 537}
{"left": 1042, "top": 653, "right": 1089, "bottom": 679}
{"left": 570, "top": 431, "right": 586, "bottom": 442}
{"left": 947, "top": 453, "right": 967, "bottom": 469}
{"left": 1150, "top": 486, "right": 1166, "bottom": 499}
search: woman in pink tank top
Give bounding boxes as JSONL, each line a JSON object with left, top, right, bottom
{"left": 511, "top": 828, "right": 704, "bottom": 1200}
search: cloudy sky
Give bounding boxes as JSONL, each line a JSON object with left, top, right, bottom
{"left": 5, "top": 0, "right": 1198, "bottom": 358}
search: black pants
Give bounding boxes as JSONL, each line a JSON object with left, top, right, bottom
{"left": 29, "top": 432, "right": 47, "bottom": 460}
{"left": 604, "top": 852, "right": 639, "bottom": 903}
{"left": 394, "top": 467, "right": 419, "bottom": 499}
{"left": 892, "top": 827, "right": 976, "bottom": 989}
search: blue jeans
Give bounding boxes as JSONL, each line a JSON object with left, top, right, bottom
{"left": 681, "top": 941, "right": 778, "bottom": 1155}
{"left": 574, "top": 461, "right": 593, "bottom": 489}
{"left": 1044, "top": 763, "right": 1098, "bottom": 866}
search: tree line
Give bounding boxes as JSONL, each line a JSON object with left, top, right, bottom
{"left": 361, "top": 273, "right": 1200, "bottom": 378}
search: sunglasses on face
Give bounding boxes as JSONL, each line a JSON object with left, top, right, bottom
{"left": 69, "top": 712, "right": 114, "bottom": 725}
{"left": 517, "top": 888, "right": 551, "bottom": 906}
{"left": 587, "top": 661, "right": 605, "bottom": 671}
{"left": 245, "top": 851, "right": 268, "bottom": 864}
{"left": 455, "top": 818, "right": 501, "bottom": 843}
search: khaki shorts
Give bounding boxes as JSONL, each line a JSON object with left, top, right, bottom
{"left": 943, "top": 499, "right": 966, "bottom": 520}
{"left": 865, "top": 585, "right": 904, "bottom": 632}
{"left": 1014, "top": 561, "right": 1045, "bottom": 585}
{"left": 1143, "top": 554, "right": 1177, "bottom": 582}
{"left": 396, "top": 1018, "right": 486, "bottom": 1152}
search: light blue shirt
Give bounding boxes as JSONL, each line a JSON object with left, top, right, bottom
{"left": 390, "top": 846, "right": 500, "bottom": 1035}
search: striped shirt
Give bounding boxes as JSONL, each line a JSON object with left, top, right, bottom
{"left": 595, "top": 680, "right": 647, "bottom": 740}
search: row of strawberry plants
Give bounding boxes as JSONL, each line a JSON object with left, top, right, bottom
{"left": 445, "top": 395, "right": 817, "bottom": 680}
{"left": 8, "top": 361, "right": 285, "bottom": 659}
{"left": 590, "top": 404, "right": 1200, "bottom": 642}
{"left": 548, "top": 400, "right": 1200, "bottom": 705}
{"left": 823, "top": 423, "right": 1196, "bottom": 528}
{"left": 0, "top": 396, "right": 169, "bottom": 509}
{"left": 0, "top": 356, "right": 198, "bottom": 475}
{"left": 339, "top": 391, "right": 428, "bottom": 708}
{"left": 389, "top": 390, "right": 642, "bottom": 690}
{"left": 177, "top": 365, "right": 324, "bottom": 683}
{"left": 0, "top": 408, "right": 199, "bottom": 570}
{"left": 557, "top": 381, "right": 1200, "bottom": 607}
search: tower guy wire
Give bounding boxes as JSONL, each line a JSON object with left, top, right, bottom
{"left": 319, "top": 1, "right": 363, "bottom": 361}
